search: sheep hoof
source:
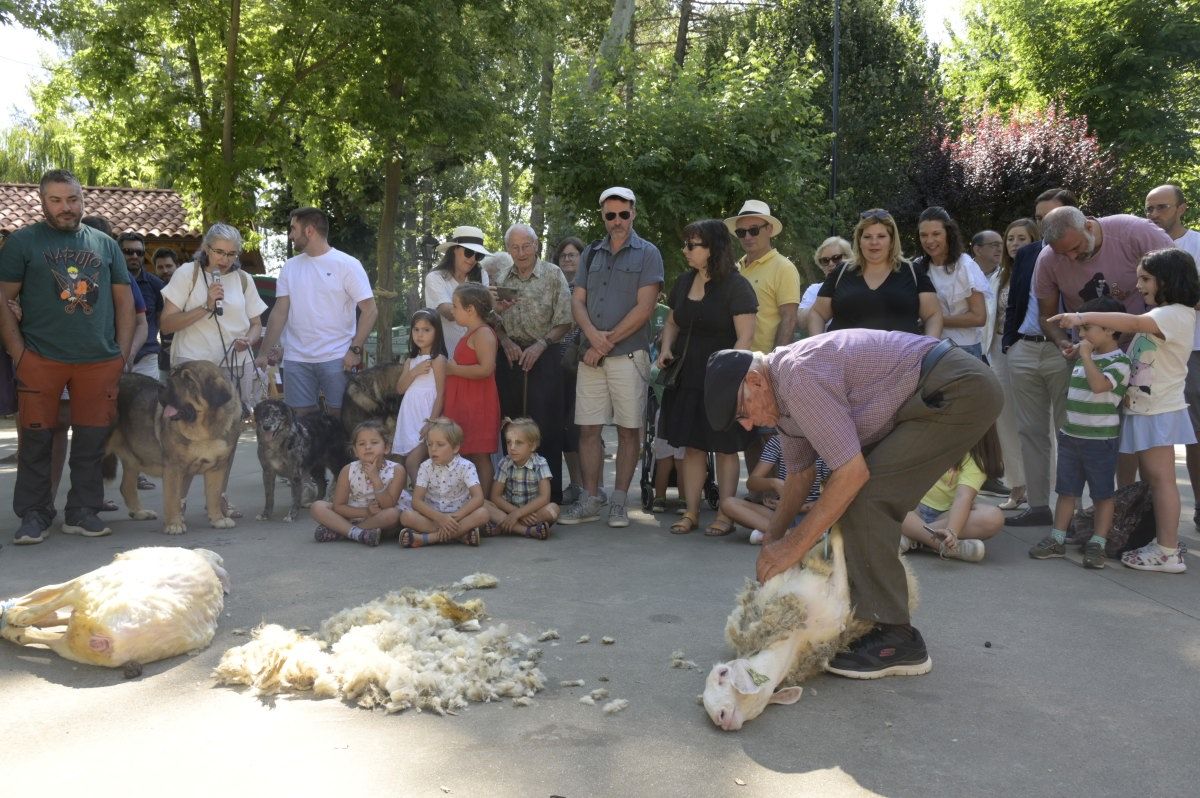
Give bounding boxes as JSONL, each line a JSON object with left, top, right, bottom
{"left": 162, "top": 522, "right": 187, "bottom": 535}
{"left": 211, "top": 516, "right": 236, "bottom": 529}
{"left": 129, "top": 509, "right": 157, "bottom": 520}
{"left": 122, "top": 660, "right": 143, "bottom": 679}
{"left": 254, "top": 512, "right": 269, "bottom": 521}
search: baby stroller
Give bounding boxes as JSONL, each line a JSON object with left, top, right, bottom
{"left": 639, "top": 385, "right": 719, "bottom": 512}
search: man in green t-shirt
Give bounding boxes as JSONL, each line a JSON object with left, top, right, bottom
{"left": 0, "top": 169, "right": 135, "bottom": 545}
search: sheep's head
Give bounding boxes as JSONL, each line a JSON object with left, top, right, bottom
{"left": 702, "top": 659, "right": 802, "bottom": 731}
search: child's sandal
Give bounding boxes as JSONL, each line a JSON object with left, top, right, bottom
{"left": 400, "top": 528, "right": 428, "bottom": 548}
{"left": 459, "top": 527, "right": 481, "bottom": 547}
{"left": 524, "top": 522, "right": 550, "bottom": 540}
{"left": 670, "top": 513, "right": 699, "bottom": 535}
{"left": 481, "top": 521, "right": 501, "bottom": 537}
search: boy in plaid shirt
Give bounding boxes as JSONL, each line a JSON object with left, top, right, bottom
{"left": 485, "top": 418, "right": 560, "bottom": 539}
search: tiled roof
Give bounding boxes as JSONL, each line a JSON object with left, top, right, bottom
{"left": 0, "top": 183, "right": 200, "bottom": 239}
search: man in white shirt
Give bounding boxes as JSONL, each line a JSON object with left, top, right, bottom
{"left": 1146, "top": 184, "right": 1200, "bottom": 527}
{"left": 257, "top": 207, "right": 377, "bottom": 417}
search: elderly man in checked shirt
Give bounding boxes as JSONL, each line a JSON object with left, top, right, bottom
{"left": 705, "top": 329, "right": 1001, "bottom": 679}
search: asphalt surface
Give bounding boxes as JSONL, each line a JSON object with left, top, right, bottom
{"left": 1, "top": 423, "right": 1197, "bottom": 798}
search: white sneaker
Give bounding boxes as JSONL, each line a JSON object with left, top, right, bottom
{"left": 749, "top": 529, "right": 765, "bottom": 545}
{"left": 607, "top": 504, "right": 629, "bottom": 528}
{"left": 942, "top": 538, "right": 985, "bottom": 562}
{"left": 898, "top": 535, "right": 917, "bottom": 555}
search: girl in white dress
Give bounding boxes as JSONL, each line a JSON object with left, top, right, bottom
{"left": 393, "top": 308, "right": 447, "bottom": 485}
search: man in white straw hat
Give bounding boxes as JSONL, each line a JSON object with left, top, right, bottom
{"left": 258, "top": 206, "right": 376, "bottom": 418}
{"left": 425, "top": 225, "right": 493, "bottom": 355}
{"left": 560, "top": 186, "right": 664, "bottom": 528}
{"left": 725, "top": 199, "right": 801, "bottom": 354}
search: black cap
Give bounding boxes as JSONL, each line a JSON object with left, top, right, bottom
{"left": 705, "top": 349, "right": 754, "bottom": 431}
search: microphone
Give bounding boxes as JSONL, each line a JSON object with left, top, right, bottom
{"left": 211, "top": 269, "right": 223, "bottom": 316}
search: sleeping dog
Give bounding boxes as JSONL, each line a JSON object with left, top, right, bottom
{"left": 252, "top": 399, "right": 350, "bottom": 522}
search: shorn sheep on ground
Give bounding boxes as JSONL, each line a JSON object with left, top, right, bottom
{"left": 213, "top": 573, "right": 545, "bottom": 715}
{"left": 703, "top": 528, "right": 919, "bottom": 730}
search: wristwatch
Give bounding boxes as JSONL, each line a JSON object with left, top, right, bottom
{"left": 349, "top": 345, "right": 363, "bottom": 355}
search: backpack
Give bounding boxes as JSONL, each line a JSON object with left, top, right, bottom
{"left": 1068, "top": 481, "right": 1157, "bottom": 558}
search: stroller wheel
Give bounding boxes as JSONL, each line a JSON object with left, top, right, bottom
{"left": 705, "top": 484, "right": 720, "bottom": 510}
{"left": 641, "top": 485, "right": 653, "bottom": 512}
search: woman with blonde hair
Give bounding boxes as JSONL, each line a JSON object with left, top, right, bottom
{"left": 799, "top": 236, "right": 851, "bottom": 332}
{"left": 806, "top": 209, "right": 942, "bottom": 336}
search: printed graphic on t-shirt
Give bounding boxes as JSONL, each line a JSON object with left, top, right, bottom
{"left": 1077, "top": 272, "right": 1114, "bottom": 304}
{"left": 47, "top": 249, "right": 102, "bottom": 315}
{"left": 1125, "top": 335, "right": 1158, "bottom": 407}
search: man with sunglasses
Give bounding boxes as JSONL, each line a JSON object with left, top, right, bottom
{"left": 725, "top": 200, "right": 801, "bottom": 353}
{"left": 705, "top": 330, "right": 1002, "bottom": 678}
{"left": 117, "top": 231, "right": 165, "bottom": 380}
{"left": 560, "top": 186, "right": 664, "bottom": 528}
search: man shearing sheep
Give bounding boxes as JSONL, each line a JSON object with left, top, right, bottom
{"left": 705, "top": 329, "right": 1001, "bottom": 678}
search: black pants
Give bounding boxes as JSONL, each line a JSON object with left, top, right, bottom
{"left": 496, "top": 345, "right": 564, "bottom": 504}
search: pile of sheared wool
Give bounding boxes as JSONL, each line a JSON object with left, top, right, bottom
{"left": 213, "top": 573, "right": 543, "bottom": 715}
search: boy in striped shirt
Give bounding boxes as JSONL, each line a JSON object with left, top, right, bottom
{"left": 1030, "top": 297, "right": 1131, "bottom": 568}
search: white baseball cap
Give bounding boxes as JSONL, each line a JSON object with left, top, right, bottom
{"left": 599, "top": 186, "right": 636, "bottom": 205}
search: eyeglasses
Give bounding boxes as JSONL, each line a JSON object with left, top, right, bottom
{"left": 859, "top": 209, "right": 892, "bottom": 222}
{"left": 1145, "top": 203, "right": 1175, "bottom": 214}
{"left": 817, "top": 253, "right": 846, "bottom": 267}
{"left": 682, "top": 241, "right": 707, "bottom": 251}
{"left": 121, "top": 248, "right": 145, "bottom": 256}
{"left": 734, "top": 223, "right": 768, "bottom": 238}
{"left": 509, "top": 243, "right": 537, "bottom": 254}
{"left": 207, "top": 246, "right": 239, "bottom": 258}
{"left": 458, "top": 247, "right": 482, "bottom": 260}
{"left": 604, "top": 210, "right": 632, "bottom": 221}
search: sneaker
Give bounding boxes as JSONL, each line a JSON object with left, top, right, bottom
{"left": 607, "top": 503, "right": 629, "bottom": 528}
{"left": 825, "top": 625, "right": 933, "bottom": 679}
{"left": 314, "top": 524, "right": 341, "bottom": 543}
{"left": 898, "top": 535, "right": 917, "bottom": 555}
{"left": 14, "top": 511, "right": 51, "bottom": 545}
{"left": 1121, "top": 542, "right": 1186, "bottom": 574}
{"left": 562, "top": 484, "right": 582, "bottom": 507}
{"left": 358, "top": 528, "right": 381, "bottom": 547}
{"left": 137, "top": 475, "right": 156, "bottom": 490}
{"left": 558, "top": 495, "right": 603, "bottom": 525}
{"left": 1029, "top": 535, "right": 1066, "bottom": 559}
{"left": 979, "top": 478, "right": 1009, "bottom": 497}
{"left": 749, "top": 529, "right": 765, "bottom": 545}
{"left": 941, "top": 538, "right": 985, "bottom": 562}
{"left": 61, "top": 511, "right": 112, "bottom": 538}
{"left": 1081, "top": 540, "right": 1106, "bottom": 569}
{"left": 1005, "top": 506, "right": 1053, "bottom": 527}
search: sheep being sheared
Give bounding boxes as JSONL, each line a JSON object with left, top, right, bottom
{"left": 213, "top": 573, "right": 545, "bottom": 715}
{"left": 0, "top": 547, "right": 228, "bottom": 670}
{"left": 703, "top": 528, "right": 918, "bottom": 730}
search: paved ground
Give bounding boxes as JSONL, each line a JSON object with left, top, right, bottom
{"left": 1, "top": 422, "right": 1198, "bottom": 798}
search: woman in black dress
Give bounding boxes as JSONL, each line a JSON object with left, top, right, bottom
{"left": 656, "top": 219, "right": 758, "bottom": 535}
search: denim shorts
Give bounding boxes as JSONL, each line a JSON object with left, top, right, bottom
{"left": 1055, "top": 430, "right": 1118, "bottom": 500}
{"left": 915, "top": 502, "right": 943, "bottom": 524}
{"left": 283, "top": 359, "right": 348, "bottom": 411}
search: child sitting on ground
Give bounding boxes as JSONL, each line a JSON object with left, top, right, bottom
{"left": 721, "top": 434, "right": 830, "bottom": 545}
{"left": 1030, "top": 297, "right": 1131, "bottom": 568}
{"left": 485, "top": 417, "right": 560, "bottom": 539}
{"left": 899, "top": 424, "right": 1005, "bottom": 562}
{"left": 400, "top": 417, "right": 490, "bottom": 548}
{"left": 310, "top": 421, "right": 408, "bottom": 547}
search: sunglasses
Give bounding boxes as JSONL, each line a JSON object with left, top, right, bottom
{"left": 604, "top": 210, "right": 632, "bottom": 221}
{"left": 121, "top": 248, "right": 145, "bottom": 256}
{"left": 817, "top": 253, "right": 846, "bottom": 267}
{"left": 859, "top": 209, "right": 892, "bottom": 222}
{"left": 734, "top": 223, "right": 768, "bottom": 238}
{"left": 682, "top": 241, "right": 707, "bottom": 251}
{"left": 458, "top": 247, "right": 482, "bottom": 260}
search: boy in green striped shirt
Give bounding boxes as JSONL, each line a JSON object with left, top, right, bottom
{"left": 1030, "top": 297, "right": 1131, "bottom": 568}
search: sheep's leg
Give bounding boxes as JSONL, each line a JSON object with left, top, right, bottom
{"left": 1, "top": 622, "right": 101, "bottom": 665}
{"left": 1, "top": 581, "right": 77, "bottom": 629}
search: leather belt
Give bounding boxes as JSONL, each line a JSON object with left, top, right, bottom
{"left": 1019, "top": 334, "right": 1049, "bottom": 343}
{"left": 920, "top": 339, "right": 957, "bottom": 380}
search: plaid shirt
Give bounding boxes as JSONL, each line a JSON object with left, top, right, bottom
{"left": 498, "top": 453, "right": 551, "bottom": 507}
{"left": 765, "top": 330, "right": 936, "bottom": 474}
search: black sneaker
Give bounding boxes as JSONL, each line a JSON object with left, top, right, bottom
{"left": 825, "top": 625, "right": 933, "bottom": 679}
{"left": 1005, "top": 506, "right": 1053, "bottom": 527}
{"left": 14, "top": 511, "right": 51, "bottom": 545}
{"left": 61, "top": 510, "right": 112, "bottom": 538}
{"left": 979, "top": 478, "right": 1010, "bottom": 497}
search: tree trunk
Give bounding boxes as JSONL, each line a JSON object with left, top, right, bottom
{"left": 589, "top": 0, "right": 636, "bottom": 92}
{"left": 529, "top": 51, "right": 554, "bottom": 237}
{"left": 374, "top": 158, "right": 404, "bottom": 364}
{"left": 498, "top": 155, "right": 512, "bottom": 236}
{"left": 674, "top": 0, "right": 691, "bottom": 68}
{"left": 218, "top": 0, "right": 240, "bottom": 225}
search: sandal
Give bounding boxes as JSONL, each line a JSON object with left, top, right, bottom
{"left": 459, "top": 527, "right": 481, "bottom": 547}
{"left": 525, "top": 522, "right": 550, "bottom": 540}
{"left": 670, "top": 513, "right": 699, "bottom": 535}
{"left": 705, "top": 518, "right": 735, "bottom": 537}
{"left": 400, "top": 528, "right": 430, "bottom": 548}
{"left": 998, "top": 496, "right": 1027, "bottom": 511}
{"left": 481, "top": 521, "right": 501, "bottom": 537}
{"left": 650, "top": 497, "right": 667, "bottom": 514}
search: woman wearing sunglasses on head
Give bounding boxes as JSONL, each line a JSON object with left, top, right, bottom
{"left": 806, "top": 209, "right": 942, "bottom": 338}
{"left": 425, "top": 225, "right": 493, "bottom": 355}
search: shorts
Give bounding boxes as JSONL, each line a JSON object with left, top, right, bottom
{"left": 1119, "top": 408, "right": 1196, "bottom": 454}
{"left": 575, "top": 350, "right": 650, "bottom": 429}
{"left": 915, "top": 503, "right": 943, "bottom": 525}
{"left": 130, "top": 353, "right": 161, "bottom": 380}
{"left": 283, "top": 358, "right": 348, "bottom": 411}
{"left": 1055, "top": 430, "right": 1118, "bottom": 500}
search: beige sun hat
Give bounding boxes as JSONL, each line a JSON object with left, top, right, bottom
{"left": 723, "top": 200, "right": 783, "bottom": 237}
{"left": 434, "top": 225, "right": 492, "bottom": 257}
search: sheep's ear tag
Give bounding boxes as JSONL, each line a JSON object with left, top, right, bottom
{"left": 747, "top": 667, "right": 770, "bottom": 687}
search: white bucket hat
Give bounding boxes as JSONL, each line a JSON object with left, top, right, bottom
{"left": 435, "top": 225, "right": 492, "bottom": 257}
{"left": 724, "top": 200, "right": 783, "bottom": 237}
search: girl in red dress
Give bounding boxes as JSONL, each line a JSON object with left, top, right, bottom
{"left": 443, "top": 283, "right": 500, "bottom": 495}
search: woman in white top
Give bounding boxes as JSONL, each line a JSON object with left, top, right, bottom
{"left": 424, "top": 225, "right": 492, "bottom": 355}
{"left": 916, "top": 206, "right": 991, "bottom": 357}
{"left": 160, "top": 223, "right": 267, "bottom": 411}
{"left": 799, "top": 236, "right": 852, "bottom": 333}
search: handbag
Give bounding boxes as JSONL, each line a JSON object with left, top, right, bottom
{"left": 654, "top": 318, "right": 693, "bottom": 390}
